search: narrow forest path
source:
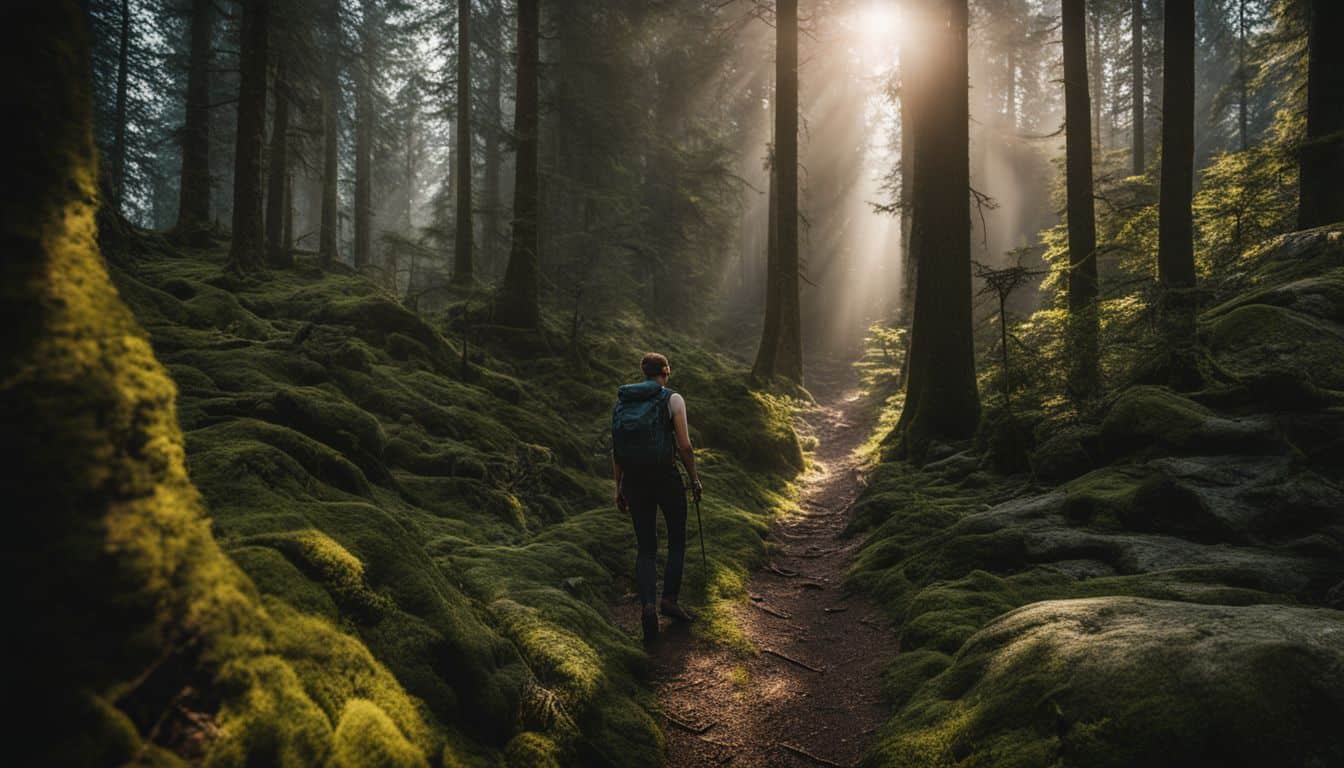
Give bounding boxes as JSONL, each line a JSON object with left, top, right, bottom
{"left": 621, "top": 362, "right": 897, "bottom": 768}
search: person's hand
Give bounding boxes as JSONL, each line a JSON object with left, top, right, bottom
{"left": 615, "top": 491, "right": 628, "bottom": 512}
{"left": 691, "top": 479, "right": 703, "bottom": 503}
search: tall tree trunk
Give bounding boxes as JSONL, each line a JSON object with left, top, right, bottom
{"left": 897, "top": 41, "right": 918, "bottom": 387}
{"left": 751, "top": 152, "right": 780, "bottom": 380}
{"left": 266, "top": 48, "right": 292, "bottom": 267}
{"left": 498, "top": 0, "right": 539, "bottom": 328}
{"left": 109, "top": 0, "right": 130, "bottom": 209}
{"left": 1131, "top": 0, "right": 1144, "bottom": 174}
{"left": 452, "top": 0, "right": 474, "bottom": 283}
{"left": 1064, "top": 0, "right": 1099, "bottom": 398}
{"left": 1238, "top": 0, "right": 1248, "bottom": 151}
{"left": 227, "top": 0, "right": 270, "bottom": 272}
{"left": 900, "top": 47, "right": 915, "bottom": 305}
{"left": 1298, "top": 0, "right": 1344, "bottom": 228}
{"left": 772, "top": 0, "right": 803, "bottom": 384}
{"left": 1006, "top": 46, "right": 1017, "bottom": 131}
{"left": 1158, "top": 0, "right": 1197, "bottom": 384}
{"left": 1090, "top": 4, "right": 1103, "bottom": 153}
{"left": 895, "top": 0, "right": 980, "bottom": 457}
{"left": 482, "top": 18, "right": 502, "bottom": 282}
{"left": 318, "top": 1, "right": 340, "bottom": 268}
{"left": 176, "top": 0, "right": 212, "bottom": 238}
{"left": 3, "top": 4, "right": 227, "bottom": 751}
{"left": 353, "top": 1, "right": 374, "bottom": 271}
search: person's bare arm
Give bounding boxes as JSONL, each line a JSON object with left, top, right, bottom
{"left": 671, "top": 395, "right": 701, "bottom": 500}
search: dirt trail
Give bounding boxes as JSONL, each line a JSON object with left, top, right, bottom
{"left": 619, "top": 364, "right": 896, "bottom": 767}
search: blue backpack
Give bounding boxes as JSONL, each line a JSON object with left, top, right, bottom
{"left": 611, "top": 380, "right": 676, "bottom": 466}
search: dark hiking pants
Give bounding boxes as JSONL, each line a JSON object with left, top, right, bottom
{"left": 624, "top": 463, "right": 687, "bottom": 606}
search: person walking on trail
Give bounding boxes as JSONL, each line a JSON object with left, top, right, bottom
{"left": 612, "top": 352, "right": 703, "bottom": 643}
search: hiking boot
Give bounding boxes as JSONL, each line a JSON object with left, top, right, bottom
{"left": 641, "top": 605, "right": 659, "bottom": 643}
{"left": 660, "top": 597, "right": 695, "bottom": 623}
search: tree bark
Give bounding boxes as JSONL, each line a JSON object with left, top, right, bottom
{"left": 498, "top": 0, "right": 540, "bottom": 328}
{"left": 452, "top": 0, "right": 474, "bottom": 283}
{"left": 751, "top": 151, "right": 780, "bottom": 380}
{"left": 318, "top": 0, "right": 340, "bottom": 268}
{"left": 1089, "top": 4, "right": 1102, "bottom": 153}
{"left": 227, "top": 0, "right": 270, "bottom": 272}
{"left": 772, "top": 0, "right": 803, "bottom": 384}
{"left": 266, "top": 48, "right": 292, "bottom": 267}
{"left": 1064, "top": 0, "right": 1099, "bottom": 398}
{"left": 176, "top": 0, "right": 212, "bottom": 238}
{"left": 1158, "top": 0, "right": 1197, "bottom": 383}
{"left": 895, "top": 0, "right": 980, "bottom": 456}
{"left": 482, "top": 17, "right": 502, "bottom": 282}
{"left": 1131, "top": 0, "right": 1144, "bottom": 175}
{"left": 110, "top": 0, "right": 130, "bottom": 209}
{"left": 1298, "top": 0, "right": 1344, "bottom": 228}
{"left": 353, "top": 0, "right": 375, "bottom": 271}
{"left": 1238, "top": 0, "right": 1248, "bottom": 152}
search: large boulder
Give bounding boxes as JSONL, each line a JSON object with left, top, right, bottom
{"left": 867, "top": 597, "right": 1344, "bottom": 768}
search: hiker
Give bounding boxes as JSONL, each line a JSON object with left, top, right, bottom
{"left": 612, "top": 352, "right": 703, "bottom": 642}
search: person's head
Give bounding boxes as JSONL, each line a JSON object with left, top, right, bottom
{"left": 641, "top": 352, "right": 671, "bottom": 384}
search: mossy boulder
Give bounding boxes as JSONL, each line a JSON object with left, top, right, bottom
{"left": 866, "top": 598, "right": 1344, "bottom": 768}
{"left": 1100, "top": 385, "right": 1277, "bottom": 458}
{"left": 975, "top": 407, "right": 1040, "bottom": 474}
{"left": 1030, "top": 424, "right": 1100, "bottom": 485}
{"left": 1206, "top": 299, "right": 1344, "bottom": 391}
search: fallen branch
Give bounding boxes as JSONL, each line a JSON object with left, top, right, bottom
{"left": 779, "top": 741, "right": 851, "bottom": 768}
{"left": 767, "top": 563, "right": 800, "bottom": 577}
{"left": 764, "top": 648, "right": 825, "bottom": 673}
{"left": 664, "top": 712, "right": 715, "bottom": 734}
{"left": 800, "top": 581, "right": 825, "bottom": 591}
{"left": 822, "top": 606, "right": 848, "bottom": 614}
{"left": 751, "top": 600, "right": 793, "bottom": 620}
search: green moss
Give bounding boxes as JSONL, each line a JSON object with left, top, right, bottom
{"left": 331, "top": 699, "right": 429, "bottom": 768}
{"left": 1206, "top": 302, "right": 1344, "bottom": 390}
{"left": 504, "top": 732, "right": 561, "bottom": 768}
{"left": 1100, "top": 385, "right": 1212, "bottom": 457}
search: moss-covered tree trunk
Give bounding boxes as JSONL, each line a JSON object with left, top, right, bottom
{"left": 265, "top": 47, "right": 292, "bottom": 268}
{"left": 176, "top": 0, "right": 212, "bottom": 239}
{"left": 318, "top": 0, "right": 341, "bottom": 268}
{"left": 1131, "top": 0, "right": 1144, "bottom": 175}
{"left": 1064, "top": 0, "right": 1100, "bottom": 399}
{"left": 498, "top": 0, "right": 540, "bottom": 328}
{"left": 227, "top": 0, "right": 270, "bottom": 272}
{"left": 1157, "top": 0, "right": 1197, "bottom": 384}
{"left": 353, "top": 0, "right": 375, "bottom": 271}
{"left": 3, "top": 2, "right": 228, "bottom": 757}
{"left": 452, "top": 0, "right": 474, "bottom": 284}
{"left": 1298, "top": 0, "right": 1344, "bottom": 229}
{"left": 893, "top": 0, "right": 980, "bottom": 458}
{"left": 773, "top": 0, "right": 803, "bottom": 384}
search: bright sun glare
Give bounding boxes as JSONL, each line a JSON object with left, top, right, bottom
{"left": 855, "top": 2, "right": 900, "bottom": 46}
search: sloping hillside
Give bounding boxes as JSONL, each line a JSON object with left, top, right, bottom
{"left": 100, "top": 238, "right": 803, "bottom": 766}
{"left": 849, "top": 227, "right": 1344, "bottom": 767}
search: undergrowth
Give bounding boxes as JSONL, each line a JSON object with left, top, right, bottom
{"left": 95, "top": 237, "right": 805, "bottom": 766}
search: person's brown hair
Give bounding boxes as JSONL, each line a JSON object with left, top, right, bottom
{"left": 641, "top": 352, "right": 670, "bottom": 379}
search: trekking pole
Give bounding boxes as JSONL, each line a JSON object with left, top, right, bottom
{"left": 695, "top": 495, "right": 707, "bottom": 582}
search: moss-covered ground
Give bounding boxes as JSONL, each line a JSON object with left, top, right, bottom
{"left": 849, "top": 227, "right": 1344, "bottom": 767}
{"left": 100, "top": 237, "right": 803, "bottom": 766}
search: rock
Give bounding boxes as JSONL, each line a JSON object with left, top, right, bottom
{"left": 870, "top": 597, "right": 1344, "bottom": 768}
{"left": 1031, "top": 424, "right": 1100, "bottom": 485}
{"left": 1101, "top": 385, "right": 1279, "bottom": 459}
